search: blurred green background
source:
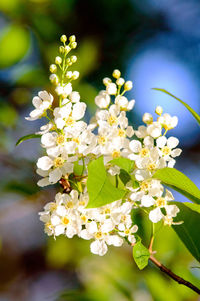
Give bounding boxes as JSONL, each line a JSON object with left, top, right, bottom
{"left": 0, "top": 0, "right": 200, "bottom": 300}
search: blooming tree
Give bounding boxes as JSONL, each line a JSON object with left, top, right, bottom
{"left": 18, "top": 35, "right": 200, "bottom": 294}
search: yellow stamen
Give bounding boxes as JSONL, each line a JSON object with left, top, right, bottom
{"left": 162, "top": 146, "right": 171, "bottom": 156}
{"left": 57, "top": 135, "right": 65, "bottom": 145}
{"left": 108, "top": 115, "right": 117, "bottom": 126}
{"left": 156, "top": 197, "right": 166, "bottom": 207}
{"left": 98, "top": 136, "right": 107, "bottom": 145}
{"left": 112, "top": 150, "right": 120, "bottom": 158}
{"left": 54, "top": 157, "right": 64, "bottom": 168}
{"left": 139, "top": 148, "right": 149, "bottom": 158}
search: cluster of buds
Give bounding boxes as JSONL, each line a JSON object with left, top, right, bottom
{"left": 49, "top": 35, "right": 79, "bottom": 101}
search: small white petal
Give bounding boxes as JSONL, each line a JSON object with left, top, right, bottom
{"left": 54, "top": 225, "right": 65, "bottom": 236}
{"left": 41, "top": 133, "right": 56, "bottom": 147}
{"left": 72, "top": 102, "right": 86, "bottom": 120}
{"left": 87, "top": 221, "right": 98, "bottom": 234}
{"left": 90, "top": 240, "right": 108, "bottom": 256}
{"left": 106, "top": 235, "right": 123, "bottom": 246}
{"left": 49, "top": 168, "right": 62, "bottom": 183}
{"left": 168, "top": 159, "right": 176, "bottom": 168}
{"left": 149, "top": 207, "right": 163, "bottom": 223}
{"left": 51, "top": 215, "right": 60, "bottom": 226}
{"left": 129, "top": 140, "right": 142, "bottom": 153}
{"left": 157, "top": 136, "right": 167, "bottom": 148}
{"left": 37, "top": 177, "right": 50, "bottom": 187}
{"left": 167, "top": 137, "right": 179, "bottom": 149}
{"left": 166, "top": 205, "right": 179, "bottom": 217}
{"left": 32, "top": 96, "right": 42, "bottom": 108}
{"left": 171, "top": 148, "right": 182, "bottom": 157}
{"left": 37, "top": 156, "right": 53, "bottom": 170}
{"left": 141, "top": 195, "right": 155, "bottom": 207}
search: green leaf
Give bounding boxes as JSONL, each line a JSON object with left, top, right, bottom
{"left": 183, "top": 202, "right": 200, "bottom": 214}
{"left": 153, "top": 168, "right": 200, "bottom": 204}
{"left": 0, "top": 24, "right": 30, "bottom": 68}
{"left": 133, "top": 241, "right": 150, "bottom": 270}
{"left": 73, "top": 160, "right": 84, "bottom": 176}
{"left": 119, "top": 169, "right": 131, "bottom": 185}
{"left": 152, "top": 88, "right": 200, "bottom": 126}
{"left": 16, "top": 134, "right": 41, "bottom": 146}
{"left": 110, "top": 157, "right": 134, "bottom": 172}
{"left": 87, "top": 156, "right": 126, "bottom": 208}
{"left": 173, "top": 202, "right": 200, "bottom": 262}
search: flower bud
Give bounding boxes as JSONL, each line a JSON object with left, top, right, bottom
{"left": 116, "top": 77, "right": 125, "bottom": 86}
{"left": 66, "top": 71, "right": 73, "bottom": 79}
{"left": 59, "top": 46, "right": 65, "bottom": 54}
{"left": 60, "top": 35, "right": 67, "bottom": 43}
{"left": 112, "top": 69, "right": 121, "bottom": 79}
{"left": 72, "top": 71, "right": 79, "bottom": 80}
{"left": 55, "top": 56, "right": 62, "bottom": 65}
{"left": 103, "top": 77, "right": 111, "bottom": 86}
{"left": 71, "top": 55, "right": 77, "bottom": 63}
{"left": 49, "top": 64, "right": 57, "bottom": 73}
{"left": 64, "top": 45, "right": 71, "bottom": 53}
{"left": 142, "top": 113, "right": 153, "bottom": 124}
{"left": 124, "top": 81, "right": 133, "bottom": 91}
{"left": 71, "top": 42, "right": 77, "bottom": 49}
{"left": 49, "top": 74, "right": 59, "bottom": 85}
{"left": 155, "top": 106, "right": 163, "bottom": 116}
{"left": 69, "top": 35, "right": 76, "bottom": 42}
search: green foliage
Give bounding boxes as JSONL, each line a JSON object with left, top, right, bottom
{"left": 110, "top": 157, "right": 135, "bottom": 185}
{"left": 173, "top": 202, "right": 200, "bottom": 262}
{"left": 119, "top": 169, "right": 131, "bottom": 185}
{"left": 73, "top": 160, "right": 84, "bottom": 176}
{"left": 46, "top": 237, "right": 73, "bottom": 268}
{"left": 0, "top": 102, "right": 18, "bottom": 127}
{"left": 0, "top": 24, "right": 30, "bottom": 68}
{"left": 153, "top": 167, "right": 200, "bottom": 204}
{"left": 133, "top": 241, "right": 150, "bottom": 270}
{"left": 152, "top": 88, "right": 200, "bottom": 126}
{"left": 109, "top": 157, "right": 134, "bottom": 172}
{"left": 59, "top": 291, "right": 94, "bottom": 301}
{"left": 16, "top": 134, "right": 41, "bottom": 146}
{"left": 15, "top": 67, "right": 48, "bottom": 87}
{"left": 87, "top": 156, "right": 125, "bottom": 208}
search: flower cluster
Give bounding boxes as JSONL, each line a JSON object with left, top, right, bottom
{"left": 26, "top": 35, "right": 182, "bottom": 256}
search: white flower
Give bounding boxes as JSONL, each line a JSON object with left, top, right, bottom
{"left": 147, "top": 122, "right": 162, "bottom": 138}
{"left": 128, "top": 136, "right": 154, "bottom": 162}
{"left": 156, "top": 136, "right": 182, "bottom": 167}
{"left": 36, "top": 154, "right": 74, "bottom": 186}
{"left": 143, "top": 113, "right": 153, "bottom": 124}
{"left": 106, "top": 83, "right": 117, "bottom": 95}
{"left": 118, "top": 224, "right": 138, "bottom": 244}
{"left": 115, "top": 95, "right": 135, "bottom": 111}
{"left": 90, "top": 240, "right": 108, "bottom": 256}
{"left": 135, "top": 126, "right": 148, "bottom": 138}
{"left": 70, "top": 91, "right": 80, "bottom": 103}
{"left": 26, "top": 91, "right": 53, "bottom": 121}
{"left": 95, "top": 91, "right": 110, "bottom": 108}
{"left": 54, "top": 102, "right": 86, "bottom": 129}
{"left": 55, "top": 83, "right": 72, "bottom": 97}
{"left": 149, "top": 207, "right": 164, "bottom": 223}
{"left": 158, "top": 113, "right": 178, "bottom": 130}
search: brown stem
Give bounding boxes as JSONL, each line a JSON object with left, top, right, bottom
{"left": 148, "top": 236, "right": 154, "bottom": 254}
{"left": 149, "top": 255, "right": 200, "bottom": 294}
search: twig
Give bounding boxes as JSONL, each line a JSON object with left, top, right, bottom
{"left": 149, "top": 255, "right": 200, "bottom": 294}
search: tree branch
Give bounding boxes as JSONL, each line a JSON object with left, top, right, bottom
{"left": 149, "top": 255, "right": 200, "bottom": 295}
